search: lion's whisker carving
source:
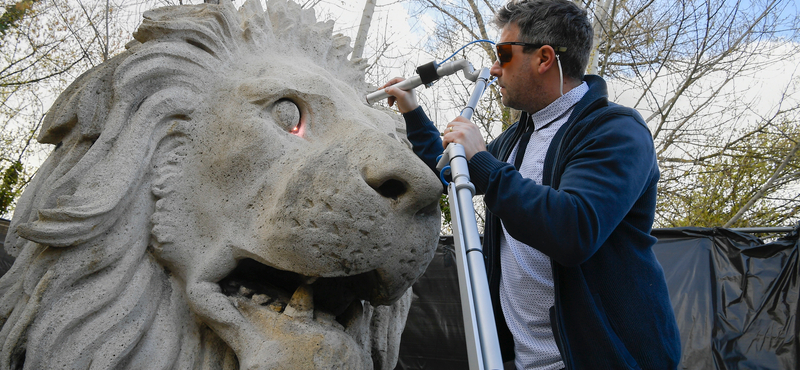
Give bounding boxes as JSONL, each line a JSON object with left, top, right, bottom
{"left": 0, "top": 0, "right": 441, "bottom": 369}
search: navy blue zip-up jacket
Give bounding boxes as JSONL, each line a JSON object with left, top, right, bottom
{"left": 403, "top": 75, "right": 681, "bottom": 369}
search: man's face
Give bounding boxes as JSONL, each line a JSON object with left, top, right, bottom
{"left": 490, "top": 23, "right": 543, "bottom": 113}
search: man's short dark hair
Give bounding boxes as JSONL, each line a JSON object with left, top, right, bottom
{"left": 494, "top": 0, "right": 593, "bottom": 80}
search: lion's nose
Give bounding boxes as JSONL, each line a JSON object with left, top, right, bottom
{"left": 351, "top": 132, "right": 441, "bottom": 211}
{"left": 361, "top": 163, "right": 439, "bottom": 214}
{"left": 367, "top": 178, "right": 407, "bottom": 200}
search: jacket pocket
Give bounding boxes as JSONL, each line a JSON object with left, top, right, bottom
{"left": 592, "top": 293, "right": 642, "bottom": 370}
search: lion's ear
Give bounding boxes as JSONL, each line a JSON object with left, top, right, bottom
{"left": 5, "top": 54, "right": 126, "bottom": 255}
{"left": 39, "top": 53, "right": 124, "bottom": 145}
{"left": 12, "top": 63, "right": 196, "bottom": 250}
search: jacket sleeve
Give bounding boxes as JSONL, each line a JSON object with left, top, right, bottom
{"left": 468, "top": 112, "right": 658, "bottom": 267}
{"left": 403, "top": 107, "right": 444, "bottom": 174}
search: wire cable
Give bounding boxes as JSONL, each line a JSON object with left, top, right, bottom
{"left": 438, "top": 39, "right": 498, "bottom": 88}
{"left": 438, "top": 39, "right": 495, "bottom": 66}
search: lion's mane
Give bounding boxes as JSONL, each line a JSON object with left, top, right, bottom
{"left": 0, "top": 1, "right": 375, "bottom": 368}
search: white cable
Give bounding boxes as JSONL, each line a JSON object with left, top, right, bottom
{"left": 556, "top": 54, "right": 564, "bottom": 97}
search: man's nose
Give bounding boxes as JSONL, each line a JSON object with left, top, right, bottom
{"left": 490, "top": 60, "right": 502, "bottom": 78}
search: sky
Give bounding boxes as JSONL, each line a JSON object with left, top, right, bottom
{"left": 308, "top": 0, "right": 800, "bottom": 170}
{"left": 2, "top": 0, "right": 797, "bottom": 222}
{"left": 10, "top": 0, "right": 800, "bottom": 165}
{"left": 310, "top": 0, "right": 444, "bottom": 78}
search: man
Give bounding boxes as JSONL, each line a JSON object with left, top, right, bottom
{"left": 382, "top": 0, "right": 681, "bottom": 369}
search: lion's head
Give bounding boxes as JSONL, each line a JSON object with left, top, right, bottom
{"left": 0, "top": 1, "right": 441, "bottom": 369}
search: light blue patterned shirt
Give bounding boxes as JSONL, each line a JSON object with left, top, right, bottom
{"left": 500, "top": 82, "right": 588, "bottom": 370}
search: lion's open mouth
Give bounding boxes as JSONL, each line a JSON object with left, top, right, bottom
{"left": 218, "top": 258, "right": 375, "bottom": 335}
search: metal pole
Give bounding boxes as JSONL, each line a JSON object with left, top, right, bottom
{"left": 437, "top": 67, "right": 503, "bottom": 370}
{"left": 365, "top": 59, "right": 480, "bottom": 105}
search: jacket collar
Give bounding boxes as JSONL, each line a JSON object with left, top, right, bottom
{"left": 567, "top": 75, "right": 609, "bottom": 125}
{"left": 498, "top": 75, "right": 609, "bottom": 163}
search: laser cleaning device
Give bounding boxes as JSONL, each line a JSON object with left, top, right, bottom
{"left": 367, "top": 57, "right": 503, "bottom": 370}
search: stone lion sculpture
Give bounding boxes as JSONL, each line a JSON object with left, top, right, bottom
{"left": 0, "top": 0, "right": 442, "bottom": 369}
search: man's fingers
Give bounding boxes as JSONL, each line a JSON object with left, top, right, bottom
{"left": 380, "top": 78, "right": 418, "bottom": 113}
{"left": 381, "top": 77, "right": 405, "bottom": 89}
{"left": 384, "top": 86, "right": 401, "bottom": 107}
{"left": 384, "top": 85, "right": 404, "bottom": 98}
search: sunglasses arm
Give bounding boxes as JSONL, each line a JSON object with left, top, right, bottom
{"left": 365, "top": 59, "right": 481, "bottom": 105}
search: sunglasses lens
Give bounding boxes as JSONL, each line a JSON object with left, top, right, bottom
{"left": 497, "top": 44, "right": 512, "bottom": 64}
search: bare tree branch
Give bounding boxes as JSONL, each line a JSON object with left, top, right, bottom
{"left": 725, "top": 136, "right": 800, "bottom": 227}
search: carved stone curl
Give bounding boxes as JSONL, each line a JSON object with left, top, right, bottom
{"left": 0, "top": 1, "right": 441, "bottom": 369}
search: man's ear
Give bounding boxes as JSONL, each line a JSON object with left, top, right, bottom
{"left": 536, "top": 45, "right": 557, "bottom": 75}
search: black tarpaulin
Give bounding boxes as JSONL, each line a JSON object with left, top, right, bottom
{"left": 396, "top": 225, "right": 799, "bottom": 369}
{"left": 396, "top": 236, "right": 469, "bottom": 369}
{"left": 652, "top": 226, "right": 798, "bottom": 370}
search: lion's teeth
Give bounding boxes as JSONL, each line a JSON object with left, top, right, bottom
{"left": 340, "top": 299, "right": 365, "bottom": 331}
{"left": 283, "top": 283, "right": 314, "bottom": 320}
{"left": 343, "top": 300, "right": 368, "bottom": 347}
{"left": 269, "top": 301, "right": 286, "bottom": 312}
{"left": 251, "top": 293, "right": 270, "bottom": 305}
{"left": 238, "top": 285, "right": 255, "bottom": 297}
{"left": 302, "top": 276, "right": 319, "bottom": 285}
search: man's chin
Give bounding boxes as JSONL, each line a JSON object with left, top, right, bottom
{"left": 501, "top": 97, "right": 519, "bottom": 111}
{"left": 500, "top": 94, "right": 509, "bottom": 107}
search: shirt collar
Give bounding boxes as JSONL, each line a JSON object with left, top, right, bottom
{"left": 530, "top": 82, "right": 589, "bottom": 131}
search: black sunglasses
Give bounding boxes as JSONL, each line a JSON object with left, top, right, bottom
{"left": 495, "top": 42, "right": 568, "bottom": 65}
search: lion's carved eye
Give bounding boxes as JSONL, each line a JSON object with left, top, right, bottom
{"left": 272, "top": 99, "right": 302, "bottom": 135}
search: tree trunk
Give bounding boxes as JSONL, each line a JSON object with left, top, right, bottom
{"left": 586, "top": 0, "right": 612, "bottom": 75}
{"left": 351, "top": 0, "right": 377, "bottom": 61}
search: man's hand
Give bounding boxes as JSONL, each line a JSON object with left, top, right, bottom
{"left": 443, "top": 116, "right": 487, "bottom": 160}
{"left": 381, "top": 77, "right": 419, "bottom": 114}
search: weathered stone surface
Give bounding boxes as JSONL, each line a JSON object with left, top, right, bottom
{"left": 0, "top": 1, "right": 441, "bottom": 369}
